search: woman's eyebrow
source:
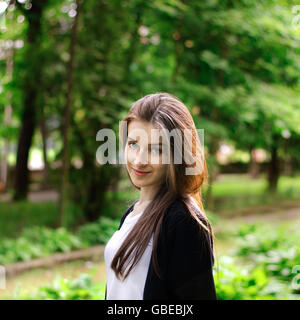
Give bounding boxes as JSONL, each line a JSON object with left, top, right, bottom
{"left": 128, "top": 137, "right": 163, "bottom": 145}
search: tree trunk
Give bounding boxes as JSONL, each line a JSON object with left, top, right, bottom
{"left": 249, "top": 147, "right": 260, "bottom": 179}
{"left": 40, "top": 111, "right": 50, "bottom": 190}
{"left": 1, "top": 46, "right": 14, "bottom": 192}
{"left": 83, "top": 163, "right": 119, "bottom": 223}
{"left": 57, "top": 0, "right": 82, "bottom": 227}
{"left": 108, "top": 165, "right": 122, "bottom": 192}
{"left": 13, "top": 0, "right": 48, "bottom": 200}
{"left": 267, "top": 134, "right": 280, "bottom": 193}
{"left": 13, "top": 93, "right": 37, "bottom": 200}
{"left": 0, "top": 104, "right": 12, "bottom": 192}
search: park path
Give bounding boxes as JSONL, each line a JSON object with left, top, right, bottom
{"left": 227, "top": 202, "right": 300, "bottom": 224}
{"left": 0, "top": 190, "right": 59, "bottom": 202}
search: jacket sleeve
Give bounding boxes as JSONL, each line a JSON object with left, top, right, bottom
{"left": 165, "top": 211, "right": 217, "bottom": 300}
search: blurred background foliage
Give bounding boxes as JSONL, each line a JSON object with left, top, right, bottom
{"left": 0, "top": 0, "right": 299, "bottom": 300}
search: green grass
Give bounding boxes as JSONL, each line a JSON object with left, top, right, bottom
{"left": 205, "top": 175, "right": 267, "bottom": 197}
{"left": 0, "top": 201, "right": 83, "bottom": 238}
{"left": 205, "top": 174, "right": 300, "bottom": 198}
{"left": 203, "top": 174, "right": 300, "bottom": 213}
{"left": 0, "top": 201, "right": 58, "bottom": 238}
{"left": 0, "top": 259, "right": 107, "bottom": 300}
{"left": 278, "top": 176, "right": 300, "bottom": 198}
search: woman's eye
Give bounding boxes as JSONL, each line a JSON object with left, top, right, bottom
{"left": 128, "top": 142, "right": 161, "bottom": 154}
{"left": 151, "top": 148, "right": 161, "bottom": 155}
{"left": 129, "top": 142, "right": 138, "bottom": 149}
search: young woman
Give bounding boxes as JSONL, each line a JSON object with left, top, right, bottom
{"left": 104, "top": 92, "right": 217, "bottom": 300}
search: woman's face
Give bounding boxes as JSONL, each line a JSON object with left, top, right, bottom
{"left": 125, "top": 120, "right": 168, "bottom": 190}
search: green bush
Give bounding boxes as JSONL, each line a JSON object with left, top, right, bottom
{"left": 232, "top": 223, "right": 300, "bottom": 284}
{"left": 214, "top": 222, "right": 300, "bottom": 299}
{"left": 0, "top": 217, "right": 120, "bottom": 265}
{"left": 77, "top": 217, "right": 120, "bottom": 245}
{"left": 214, "top": 255, "right": 297, "bottom": 300}
{"left": 0, "top": 227, "right": 86, "bottom": 265}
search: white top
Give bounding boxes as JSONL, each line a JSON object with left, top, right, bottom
{"left": 104, "top": 210, "right": 154, "bottom": 300}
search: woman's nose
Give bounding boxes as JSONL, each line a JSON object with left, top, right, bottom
{"left": 133, "top": 148, "right": 149, "bottom": 165}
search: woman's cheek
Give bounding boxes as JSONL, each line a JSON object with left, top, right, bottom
{"left": 128, "top": 148, "right": 134, "bottom": 158}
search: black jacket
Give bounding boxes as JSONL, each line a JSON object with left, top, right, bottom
{"left": 105, "top": 198, "right": 217, "bottom": 300}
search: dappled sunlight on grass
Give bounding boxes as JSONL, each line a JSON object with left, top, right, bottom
{"left": 0, "top": 258, "right": 107, "bottom": 300}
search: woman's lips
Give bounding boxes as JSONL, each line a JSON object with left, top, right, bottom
{"left": 132, "top": 168, "right": 151, "bottom": 176}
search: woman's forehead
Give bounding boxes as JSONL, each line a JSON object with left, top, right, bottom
{"left": 128, "top": 119, "right": 156, "bottom": 131}
{"left": 128, "top": 120, "right": 162, "bottom": 143}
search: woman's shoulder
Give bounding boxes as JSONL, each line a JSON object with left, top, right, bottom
{"left": 162, "top": 198, "right": 215, "bottom": 264}
{"left": 164, "top": 198, "right": 188, "bottom": 219}
{"left": 163, "top": 198, "right": 211, "bottom": 238}
{"left": 164, "top": 197, "right": 205, "bottom": 223}
{"left": 163, "top": 198, "right": 196, "bottom": 229}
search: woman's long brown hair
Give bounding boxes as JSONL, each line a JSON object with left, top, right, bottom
{"left": 110, "top": 92, "right": 214, "bottom": 280}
